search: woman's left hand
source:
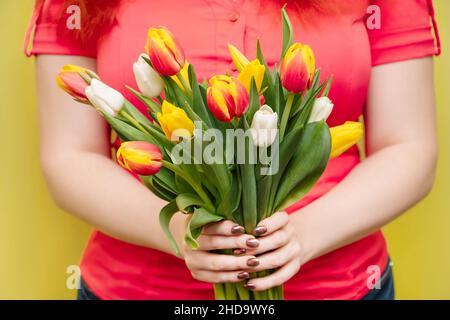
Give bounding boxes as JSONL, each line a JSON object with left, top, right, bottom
{"left": 242, "top": 211, "right": 304, "bottom": 291}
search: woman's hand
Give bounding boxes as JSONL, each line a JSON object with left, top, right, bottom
{"left": 244, "top": 211, "right": 303, "bottom": 291}
{"left": 183, "top": 211, "right": 305, "bottom": 291}
{"left": 183, "top": 220, "right": 262, "bottom": 284}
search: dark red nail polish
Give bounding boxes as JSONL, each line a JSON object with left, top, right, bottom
{"left": 247, "top": 258, "right": 260, "bottom": 267}
{"left": 233, "top": 248, "right": 246, "bottom": 255}
{"left": 253, "top": 226, "right": 267, "bottom": 236}
{"left": 231, "top": 225, "right": 245, "bottom": 234}
{"left": 246, "top": 238, "right": 259, "bottom": 248}
{"left": 244, "top": 282, "right": 256, "bottom": 290}
{"left": 237, "top": 272, "right": 250, "bottom": 280}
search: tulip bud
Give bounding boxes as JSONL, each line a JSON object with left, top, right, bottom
{"left": 250, "top": 105, "right": 279, "bottom": 148}
{"left": 206, "top": 75, "right": 249, "bottom": 122}
{"left": 308, "top": 97, "right": 334, "bottom": 123}
{"left": 157, "top": 101, "right": 194, "bottom": 142}
{"left": 238, "top": 59, "right": 265, "bottom": 94}
{"left": 280, "top": 43, "right": 315, "bottom": 93}
{"left": 329, "top": 121, "right": 363, "bottom": 159}
{"left": 117, "top": 141, "right": 163, "bottom": 176}
{"left": 56, "top": 64, "right": 99, "bottom": 102}
{"left": 85, "top": 79, "right": 125, "bottom": 117}
{"left": 227, "top": 43, "right": 250, "bottom": 72}
{"left": 133, "top": 53, "right": 165, "bottom": 98}
{"left": 171, "top": 61, "right": 190, "bottom": 92}
{"left": 145, "top": 27, "right": 185, "bottom": 76}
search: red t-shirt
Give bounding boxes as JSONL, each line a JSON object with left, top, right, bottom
{"left": 25, "top": 0, "right": 440, "bottom": 299}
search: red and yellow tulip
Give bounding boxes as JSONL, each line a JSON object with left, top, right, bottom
{"left": 145, "top": 27, "right": 185, "bottom": 76}
{"left": 56, "top": 65, "right": 98, "bottom": 102}
{"left": 206, "top": 75, "right": 249, "bottom": 122}
{"left": 330, "top": 121, "right": 364, "bottom": 159}
{"left": 157, "top": 101, "right": 194, "bottom": 141}
{"left": 116, "top": 141, "right": 163, "bottom": 176}
{"left": 280, "top": 43, "right": 315, "bottom": 93}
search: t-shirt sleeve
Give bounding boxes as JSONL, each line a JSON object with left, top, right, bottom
{"left": 366, "top": 0, "right": 441, "bottom": 66}
{"left": 24, "top": 0, "right": 97, "bottom": 58}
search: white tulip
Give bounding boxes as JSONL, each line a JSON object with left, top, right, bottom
{"left": 85, "top": 79, "right": 125, "bottom": 117}
{"left": 133, "top": 53, "right": 164, "bottom": 98}
{"left": 250, "top": 105, "right": 278, "bottom": 148}
{"left": 308, "top": 96, "right": 334, "bottom": 123}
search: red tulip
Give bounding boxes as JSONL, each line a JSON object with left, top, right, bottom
{"left": 145, "top": 27, "right": 185, "bottom": 76}
{"left": 116, "top": 141, "right": 163, "bottom": 176}
{"left": 206, "top": 75, "right": 249, "bottom": 122}
{"left": 280, "top": 43, "right": 315, "bottom": 93}
{"left": 56, "top": 65, "right": 98, "bottom": 102}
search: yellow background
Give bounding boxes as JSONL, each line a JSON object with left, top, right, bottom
{"left": 0, "top": 1, "right": 449, "bottom": 299}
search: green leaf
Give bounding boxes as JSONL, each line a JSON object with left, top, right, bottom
{"left": 141, "top": 176, "right": 175, "bottom": 201}
{"left": 322, "top": 76, "right": 333, "bottom": 97}
{"left": 256, "top": 39, "right": 274, "bottom": 104}
{"left": 245, "top": 78, "right": 260, "bottom": 123}
{"left": 176, "top": 193, "right": 203, "bottom": 212}
{"left": 184, "top": 207, "right": 223, "bottom": 249}
{"left": 239, "top": 118, "right": 258, "bottom": 232}
{"left": 281, "top": 6, "right": 294, "bottom": 60}
{"left": 103, "top": 112, "right": 158, "bottom": 144}
{"left": 159, "top": 200, "right": 181, "bottom": 256}
{"left": 217, "top": 169, "right": 242, "bottom": 221}
{"left": 188, "top": 65, "right": 214, "bottom": 128}
{"left": 273, "top": 121, "right": 331, "bottom": 211}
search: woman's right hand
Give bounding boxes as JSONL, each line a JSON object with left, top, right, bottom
{"left": 182, "top": 220, "right": 261, "bottom": 283}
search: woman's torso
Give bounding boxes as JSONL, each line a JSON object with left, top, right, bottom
{"left": 77, "top": 0, "right": 388, "bottom": 300}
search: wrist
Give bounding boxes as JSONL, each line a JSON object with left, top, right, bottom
{"left": 289, "top": 212, "right": 318, "bottom": 265}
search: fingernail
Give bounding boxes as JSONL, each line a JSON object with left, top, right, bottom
{"left": 253, "top": 226, "right": 267, "bottom": 236}
{"left": 244, "top": 282, "right": 256, "bottom": 290}
{"left": 231, "top": 225, "right": 245, "bottom": 234}
{"left": 246, "top": 238, "right": 260, "bottom": 248}
{"left": 247, "top": 258, "right": 260, "bottom": 267}
{"left": 237, "top": 272, "right": 250, "bottom": 280}
{"left": 233, "top": 248, "right": 246, "bottom": 255}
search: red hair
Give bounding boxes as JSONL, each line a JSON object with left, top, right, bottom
{"left": 35, "top": 0, "right": 329, "bottom": 43}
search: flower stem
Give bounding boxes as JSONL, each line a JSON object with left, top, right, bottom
{"left": 119, "top": 109, "right": 149, "bottom": 134}
{"left": 176, "top": 73, "right": 193, "bottom": 99}
{"left": 279, "top": 93, "right": 294, "bottom": 140}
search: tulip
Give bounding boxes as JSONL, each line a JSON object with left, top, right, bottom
{"left": 206, "top": 75, "right": 249, "bottom": 122}
{"left": 171, "top": 61, "right": 190, "bottom": 92}
{"left": 85, "top": 79, "right": 125, "bottom": 117}
{"left": 133, "top": 53, "right": 165, "bottom": 98}
{"left": 238, "top": 59, "right": 265, "bottom": 94}
{"left": 280, "top": 43, "right": 315, "bottom": 93}
{"left": 250, "top": 105, "right": 279, "bottom": 147}
{"left": 145, "top": 27, "right": 185, "bottom": 76}
{"left": 227, "top": 43, "right": 250, "bottom": 72}
{"left": 308, "top": 97, "right": 334, "bottom": 123}
{"left": 56, "top": 64, "right": 98, "bottom": 102}
{"left": 329, "top": 121, "right": 363, "bottom": 159}
{"left": 117, "top": 141, "right": 163, "bottom": 176}
{"left": 157, "top": 100, "right": 194, "bottom": 141}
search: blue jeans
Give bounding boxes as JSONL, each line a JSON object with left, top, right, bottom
{"left": 77, "top": 260, "right": 394, "bottom": 300}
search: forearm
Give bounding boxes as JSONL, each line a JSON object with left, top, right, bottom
{"left": 292, "top": 140, "right": 437, "bottom": 263}
{"left": 41, "top": 151, "right": 185, "bottom": 255}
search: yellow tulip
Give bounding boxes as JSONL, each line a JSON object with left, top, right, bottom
{"left": 330, "top": 121, "right": 364, "bottom": 159}
{"left": 238, "top": 59, "right": 265, "bottom": 94}
{"left": 171, "top": 61, "right": 190, "bottom": 92}
{"left": 157, "top": 101, "right": 194, "bottom": 141}
{"left": 227, "top": 43, "right": 250, "bottom": 72}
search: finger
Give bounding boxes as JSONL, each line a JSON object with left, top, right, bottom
{"left": 191, "top": 270, "right": 250, "bottom": 284}
{"left": 197, "top": 234, "right": 260, "bottom": 251}
{"left": 185, "top": 250, "right": 257, "bottom": 271}
{"left": 202, "top": 220, "right": 245, "bottom": 236}
{"left": 245, "top": 259, "right": 301, "bottom": 291}
{"left": 252, "top": 211, "right": 289, "bottom": 236}
{"left": 245, "top": 240, "right": 297, "bottom": 272}
{"left": 246, "top": 228, "right": 289, "bottom": 255}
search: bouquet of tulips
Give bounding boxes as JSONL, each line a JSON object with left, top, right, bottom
{"left": 56, "top": 8, "right": 363, "bottom": 300}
